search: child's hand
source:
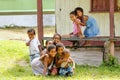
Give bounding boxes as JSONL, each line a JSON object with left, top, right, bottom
{"left": 26, "top": 40, "right": 32, "bottom": 46}
{"left": 68, "top": 59, "right": 72, "bottom": 63}
{"left": 63, "top": 58, "right": 67, "bottom": 62}
{"left": 72, "top": 67, "right": 75, "bottom": 71}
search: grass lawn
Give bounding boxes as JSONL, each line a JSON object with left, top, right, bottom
{"left": 0, "top": 40, "right": 120, "bottom": 80}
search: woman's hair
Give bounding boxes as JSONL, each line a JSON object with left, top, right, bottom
{"left": 70, "top": 11, "right": 76, "bottom": 15}
{"left": 47, "top": 44, "right": 56, "bottom": 52}
{"left": 53, "top": 33, "right": 61, "bottom": 40}
{"left": 74, "top": 7, "right": 84, "bottom": 22}
{"left": 56, "top": 43, "right": 64, "bottom": 51}
{"left": 27, "top": 28, "right": 36, "bottom": 35}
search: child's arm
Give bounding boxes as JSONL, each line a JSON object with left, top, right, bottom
{"left": 37, "top": 39, "right": 43, "bottom": 55}
{"left": 38, "top": 45, "right": 43, "bottom": 54}
{"left": 43, "top": 54, "right": 49, "bottom": 76}
{"left": 75, "top": 18, "right": 86, "bottom": 26}
{"left": 39, "top": 53, "right": 48, "bottom": 60}
{"left": 40, "top": 50, "right": 46, "bottom": 56}
{"left": 69, "top": 57, "right": 75, "bottom": 70}
{"left": 57, "top": 58, "right": 67, "bottom": 66}
{"left": 26, "top": 40, "right": 32, "bottom": 46}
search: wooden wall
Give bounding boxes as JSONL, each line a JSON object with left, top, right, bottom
{"left": 56, "top": 0, "right": 120, "bottom": 36}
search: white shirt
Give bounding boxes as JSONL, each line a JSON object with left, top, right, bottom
{"left": 27, "top": 38, "right": 41, "bottom": 55}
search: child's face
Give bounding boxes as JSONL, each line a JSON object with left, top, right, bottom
{"left": 27, "top": 32, "right": 35, "bottom": 39}
{"left": 53, "top": 35, "right": 61, "bottom": 44}
{"left": 77, "top": 10, "right": 83, "bottom": 17}
{"left": 46, "top": 41, "right": 53, "bottom": 48}
{"left": 64, "top": 53, "right": 70, "bottom": 59}
{"left": 70, "top": 14, "right": 77, "bottom": 22}
{"left": 49, "top": 48, "right": 56, "bottom": 58}
{"left": 57, "top": 47, "right": 64, "bottom": 55}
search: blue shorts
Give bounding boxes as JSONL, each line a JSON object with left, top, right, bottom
{"left": 29, "top": 53, "right": 40, "bottom": 62}
{"left": 59, "top": 66, "right": 73, "bottom": 76}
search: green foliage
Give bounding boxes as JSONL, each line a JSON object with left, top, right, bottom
{"left": 102, "top": 53, "right": 119, "bottom": 67}
{"left": 3, "top": 24, "right": 30, "bottom": 28}
{"left": 0, "top": 40, "right": 120, "bottom": 80}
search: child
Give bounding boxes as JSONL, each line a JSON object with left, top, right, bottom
{"left": 53, "top": 33, "right": 62, "bottom": 45}
{"left": 74, "top": 7, "right": 100, "bottom": 46}
{"left": 62, "top": 11, "right": 83, "bottom": 38}
{"left": 26, "top": 28, "right": 42, "bottom": 62}
{"left": 41, "top": 39, "right": 53, "bottom": 55}
{"left": 55, "top": 43, "right": 65, "bottom": 68}
{"left": 31, "top": 44, "right": 56, "bottom": 76}
{"left": 58, "top": 49, "right": 75, "bottom": 76}
{"left": 50, "top": 42, "right": 65, "bottom": 76}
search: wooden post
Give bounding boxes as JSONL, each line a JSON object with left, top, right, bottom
{"left": 103, "top": 0, "right": 115, "bottom": 63}
{"left": 37, "top": 0, "right": 43, "bottom": 42}
{"left": 109, "top": 0, "right": 115, "bottom": 56}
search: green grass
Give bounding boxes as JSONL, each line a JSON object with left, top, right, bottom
{"left": 0, "top": 40, "right": 120, "bottom": 80}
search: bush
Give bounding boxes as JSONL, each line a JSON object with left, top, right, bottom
{"left": 102, "top": 54, "right": 119, "bottom": 67}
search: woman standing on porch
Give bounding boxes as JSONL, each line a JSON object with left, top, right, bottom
{"left": 74, "top": 7, "right": 100, "bottom": 45}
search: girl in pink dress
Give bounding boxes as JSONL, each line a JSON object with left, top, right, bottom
{"left": 62, "top": 11, "right": 83, "bottom": 38}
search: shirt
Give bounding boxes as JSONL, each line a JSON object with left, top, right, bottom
{"left": 73, "top": 19, "right": 81, "bottom": 35}
{"left": 27, "top": 38, "right": 41, "bottom": 55}
{"left": 84, "top": 16, "right": 100, "bottom": 37}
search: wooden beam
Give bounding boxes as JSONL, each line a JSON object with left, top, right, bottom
{"left": 109, "top": 0, "right": 115, "bottom": 39}
{"left": 109, "top": 0, "right": 115, "bottom": 56}
{"left": 37, "top": 0, "right": 43, "bottom": 41}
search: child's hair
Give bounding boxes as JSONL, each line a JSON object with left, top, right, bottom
{"left": 63, "top": 49, "right": 70, "bottom": 54}
{"left": 74, "top": 7, "right": 83, "bottom": 14}
{"left": 70, "top": 11, "right": 76, "bottom": 15}
{"left": 63, "top": 49, "right": 70, "bottom": 57}
{"left": 47, "top": 44, "right": 56, "bottom": 52}
{"left": 53, "top": 33, "right": 61, "bottom": 40}
{"left": 74, "top": 7, "right": 84, "bottom": 22}
{"left": 27, "top": 28, "right": 36, "bottom": 35}
{"left": 45, "top": 39, "right": 53, "bottom": 46}
{"left": 56, "top": 43, "right": 64, "bottom": 51}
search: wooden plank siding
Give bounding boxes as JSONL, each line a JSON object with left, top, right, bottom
{"left": 55, "top": 0, "right": 120, "bottom": 36}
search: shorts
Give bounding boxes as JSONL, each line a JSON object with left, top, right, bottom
{"left": 59, "top": 66, "right": 73, "bottom": 76}
{"left": 29, "top": 53, "right": 40, "bottom": 62}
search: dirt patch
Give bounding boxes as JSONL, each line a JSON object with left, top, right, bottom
{"left": 0, "top": 27, "right": 55, "bottom": 40}
{"left": 15, "top": 60, "right": 29, "bottom": 67}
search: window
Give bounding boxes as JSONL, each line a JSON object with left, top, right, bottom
{"left": 91, "top": 0, "right": 118, "bottom": 12}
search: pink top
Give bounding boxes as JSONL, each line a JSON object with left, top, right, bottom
{"left": 73, "top": 19, "right": 81, "bottom": 35}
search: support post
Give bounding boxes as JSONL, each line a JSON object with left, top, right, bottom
{"left": 37, "top": 0, "right": 43, "bottom": 42}
{"left": 103, "top": 0, "right": 115, "bottom": 63}
{"left": 109, "top": 0, "right": 115, "bottom": 56}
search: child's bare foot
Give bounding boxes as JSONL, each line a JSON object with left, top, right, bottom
{"left": 79, "top": 35, "right": 85, "bottom": 39}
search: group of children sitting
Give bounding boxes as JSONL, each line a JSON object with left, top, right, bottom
{"left": 26, "top": 7, "right": 100, "bottom": 76}
{"left": 26, "top": 28, "right": 75, "bottom": 76}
